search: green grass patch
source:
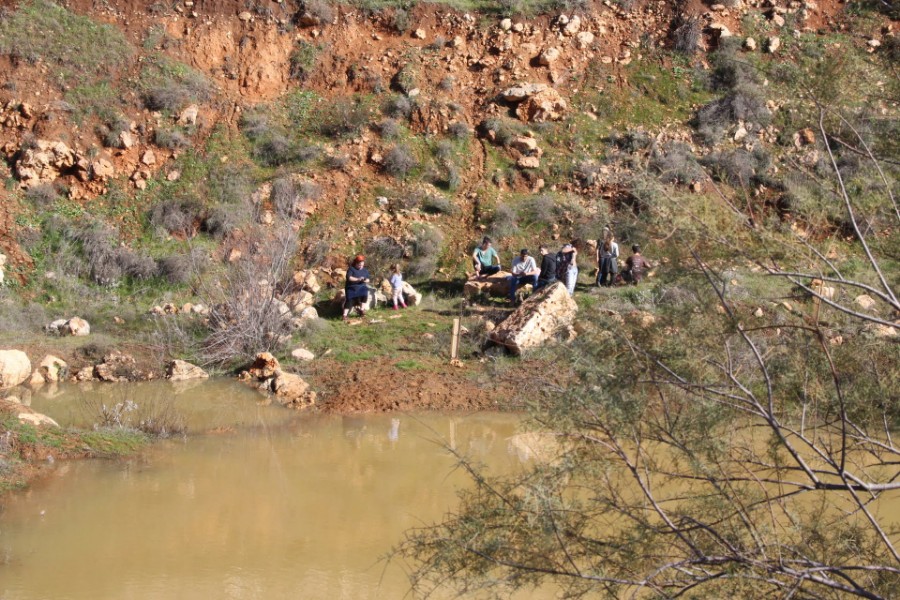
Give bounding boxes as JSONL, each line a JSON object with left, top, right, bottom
{"left": 0, "top": 0, "right": 133, "bottom": 86}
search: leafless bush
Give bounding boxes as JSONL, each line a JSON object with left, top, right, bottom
{"left": 438, "top": 76, "right": 454, "bottom": 91}
{"left": 382, "top": 95, "right": 413, "bottom": 119}
{"left": 202, "top": 204, "right": 247, "bottom": 238}
{"left": 201, "top": 226, "right": 298, "bottom": 366}
{"left": 365, "top": 236, "right": 406, "bottom": 279}
{"left": 448, "top": 121, "right": 470, "bottom": 139}
{"left": 324, "top": 153, "right": 349, "bottom": 170}
{"left": 71, "top": 221, "right": 157, "bottom": 285}
{"left": 384, "top": 145, "right": 418, "bottom": 178}
{"left": 694, "top": 85, "right": 771, "bottom": 144}
{"left": 379, "top": 118, "right": 402, "bottom": 139}
{"left": 489, "top": 203, "right": 519, "bottom": 239}
{"left": 99, "top": 115, "right": 131, "bottom": 149}
{"left": 24, "top": 183, "right": 59, "bottom": 209}
{"left": 610, "top": 129, "right": 652, "bottom": 153}
{"left": 672, "top": 16, "right": 702, "bottom": 55}
{"left": 157, "top": 248, "right": 206, "bottom": 285}
{"left": 650, "top": 141, "right": 704, "bottom": 184}
{"left": 422, "top": 193, "right": 458, "bottom": 215}
{"left": 149, "top": 197, "right": 205, "bottom": 237}
{"left": 426, "top": 36, "right": 446, "bottom": 51}
{"left": 479, "top": 118, "right": 523, "bottom": 147}
{"left": 207, "top": 162, "right": 253, "bottom": 206}
{"left": 318, "top": 97, "right": 370, "bottom": 138}
{"left": 433, "top": 140, "right": 453, "bottom": 161}
{"left": 700, "top": 147, "right": 771, "bottom": 188}
{"left": 271, "top": 176, "right": 299, "bottom": 219}
{"left": 407, "top": 223, "right": 443, "bottom": 279}
{"left": 154, "top": 127, "right": 190, "bottom": 149}
{"left": 142, "top": 67, "right": 211, "bottom": 112}
{"left": 297, "top": 0, "right": 334, "bottom": 25}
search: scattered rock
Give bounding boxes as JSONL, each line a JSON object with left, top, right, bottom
{"left": 500, "top": 83, "right": 548, "bottom": 102}
{"left": 140, "top": 150, "right": 156, "bottom": 166}
{"left": 575, "top": 31, "right": 595, "bottom": 48}
{"left": 500, "top": 18, "right": 512, "bottom": 31}
{"left": 94, "top": 351, "right": 140, "bottom": 382}
{"left": 413, "top": 28, "right": 426, "bottom": 39}
{"left": 14, "top": 140, "right": 77, "bottom": 188}
{"left": 766, "top": 36, "right": 781, "bottom": 53}
{"left": 272, "top": 372, "right": 317, "bottom": 409}
{"left": 0, "top": 350, "right": 31, "bottom": 390}
{"left": 489, "top": 282, "right": 578, "bottom": 355}
{"left": 744, "top": 37, "right": 757, "bottom": 51}
{"left": 66, "top": 316, "right": 90, "bottom": 336}
{"left": 167, "top": 359, "right": 208, "bottom": 381}
{"left": 238, "top": 11, "right": 253, "bottom": 21}
{"left": 537, "top": 47, "right": 561, "bottom": 66}
{"left": 247, "top": 352, "right": 280, "bottom": 379}
{"left": 855, "top": 294, "right": 877, "bottom": 311}
{"left": 17, "top": 410, "right": 59, "bottom": 428}
{"left": 178, "top": 104, "right": 199, "bottom": 126}
{"left": 291, "top": 348, "right": 315, "bottom": 361}
{"left": 515, "top": 88, "right": 568, "bottom": 123}
{"left": 517, "top": 156, "right": 541, "bottom": 168}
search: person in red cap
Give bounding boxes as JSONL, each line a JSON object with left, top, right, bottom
{"left": 343, "top": 255, "right": 371, "bottom": 320}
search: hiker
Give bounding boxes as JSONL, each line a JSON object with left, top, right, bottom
{"left": 389, "top": 263, "right": 407, "bottom": 310}
{"left": 471, "top": 236, "right": 501, "bottom": 278}
{"left": 557, "top": 242, "right": 578, "bottom": 295}
{"left": 342, "top": 254, "right": 371, "bottom": 320}
{"left": 508, "top": 248, "right": 540, "bottom": 303}
{"left": 623, "top": 244, "right": 652, "bottom": 285}
{"left": 534, "top": 244, "right": 558, "bottom": 290}
{"left": 596, "top": 237, "right": 619, "bottom": 287}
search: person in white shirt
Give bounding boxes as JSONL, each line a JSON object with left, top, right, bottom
{"left": 389, "top": 263, "right": 407, "bottom": 310}
{"left": 507, "top": 248, "right": 540, "bottom": 303}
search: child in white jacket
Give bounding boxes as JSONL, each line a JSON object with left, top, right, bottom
{"left": 390, "top": 264, "right": 407, "bottom": 310}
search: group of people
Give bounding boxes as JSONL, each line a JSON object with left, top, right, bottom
{"left": 341, "top": 233, "right": 652, "bottom": 318}
{"left": 471, "top": 234, "right": 651, "bottom": 303}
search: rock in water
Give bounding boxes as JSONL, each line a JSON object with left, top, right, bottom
{"left": 167, "top": 360, "right": 209, "bottom": 381}
{"left": 489, "top": 282, "right": 577, "bottom": 355}
{"left": 0, "top": 350, "right": 31, "bottom": 390}
{"left": 272, "top": 372, "right": 317, "bottom": 409}
{"left": 37, "top": 355, "right": 68, "bottom": 383}
{"left": 247, "top": 352, "right": 280, "bottom": 379}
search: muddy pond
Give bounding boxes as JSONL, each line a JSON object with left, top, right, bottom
{"left": 1, "top": 381, "right": 544, "bottom": 599}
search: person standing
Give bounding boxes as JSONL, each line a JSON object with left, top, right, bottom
{"left": 557, "top": 242, "right": 578, "bottom": 296}
{"left": 624, "top": 244, "right": 652, "bottom": 285}
{"left": 389, "top": 263, "right": 407, "bottom": 310}
{"left": 596, "top": 238, "right": 619, "bottom": 287}
{"left": 471, "top": 236, "right": 501, "bottom": 278}
{"left": 508, "top": 248, "right": 540, "bottom": 303}
{"left": 535, "top": 245, "right": 558, "bottom": 290}
{"left": 343, "top": 255, "right": 371, "bottom": 320}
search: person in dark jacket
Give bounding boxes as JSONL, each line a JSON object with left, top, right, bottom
{"left": 535, "top": 245, "right": 558, "bottom": 290}
{"left": 343, "top": 255, "right": 371, "bottom": 320}
{"left": 624, "top": 245, "right": 652, "bottom": 285}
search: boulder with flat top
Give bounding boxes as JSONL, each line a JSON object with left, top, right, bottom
{"left": 0, "top": 350, "right": 31, "bottom": 390}
{"left": 464, "top": 271, "right": 513, "bottom": 299}
{"left": 488, "top": 281, "right": 577, "bottom": 355}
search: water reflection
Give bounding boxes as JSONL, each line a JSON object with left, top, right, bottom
{"left": 1, "top": 384, "right": 539, "bottom": 599}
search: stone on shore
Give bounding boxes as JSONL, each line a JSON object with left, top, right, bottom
{"left": 488, "top": 281, "right": 577, "bottom": 355}
{"left": 167, "top": 359, "right": 209, "bottom": 381}
{"left": 0, "top": 350, "right": 31, "bottom": 389}
{"left": 37, "top": 355, "right": 68, "bottom": 383}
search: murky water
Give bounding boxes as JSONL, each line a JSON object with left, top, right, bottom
{"left": 1, "top": 382, "right": 538, "bottom": 599}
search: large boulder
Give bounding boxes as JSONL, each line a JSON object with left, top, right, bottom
{"left": 14, "top": 140, "right": 78, "bottom": 188}
{"left": 167, "top": 359, "right": 208, "bottom": 381}
{"left": 0, "top": 350, "right": 31, "bottom": 390}
{"left": 463, "top": 271, "right": 513, "bottom": 299}
{"left": 66, "top": 316, "right": 91, "bottom": 336}
{"left": 489, "top": 281, "right": 577, "bottom": 354}
{"left": 37, "top": 355, "right": 68, "bottom": 383}
{"left": 292, "top": 270, "right": 322, "bottom": 294}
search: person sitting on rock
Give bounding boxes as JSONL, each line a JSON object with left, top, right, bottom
{"left": 343, "top": 255, "right": 371, "bottom": 321}
{"left": 508, "top": 248, "right": 540, "bottom": 303}
{"left": 535, "top": 244, "right": 558, "bottom": 290}
{"left": 472, "top": 236, "right": 501, "bottom": 279}
{"left": 623, "top": 244, "right": 652, "bottom": 285}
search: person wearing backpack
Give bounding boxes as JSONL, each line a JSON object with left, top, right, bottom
{"left": 556, "top": 242, "right": 578, "bottom": 296}
{"left": 534, "top": 244, "right": 557, "bottom": 290}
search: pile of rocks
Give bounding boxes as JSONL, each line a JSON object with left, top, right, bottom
{"left": 238, "top": 352, "right": 316, "bottom": 410}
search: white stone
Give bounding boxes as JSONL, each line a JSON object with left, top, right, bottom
{"left": 167, "top": 359, "right": 208, "bottom": 381}
{"left": 855, "top": 294, "right": 877, "bottom": 311}
{"left": 291, "top": 348, "right": 315, "bottom": 361}
{"left": 37, "top": 355, "right": 67, "bottom": 383}
{"left": 0, "top": 350, "right": 31, "bottom": 390}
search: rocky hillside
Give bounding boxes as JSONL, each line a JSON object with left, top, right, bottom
{"left": 0, "top": 0, "right": 895, "bottom": 369}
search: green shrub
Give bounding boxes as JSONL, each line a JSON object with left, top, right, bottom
{"left": 290, "top": 41, "right": 320, "bottom": 81}
{"left": 317, "top": 97, "right": 370, "bottom": 138}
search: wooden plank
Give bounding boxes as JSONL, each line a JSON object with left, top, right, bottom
{"left": 450, "top": 318, "right": 461, "bottom": 360}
